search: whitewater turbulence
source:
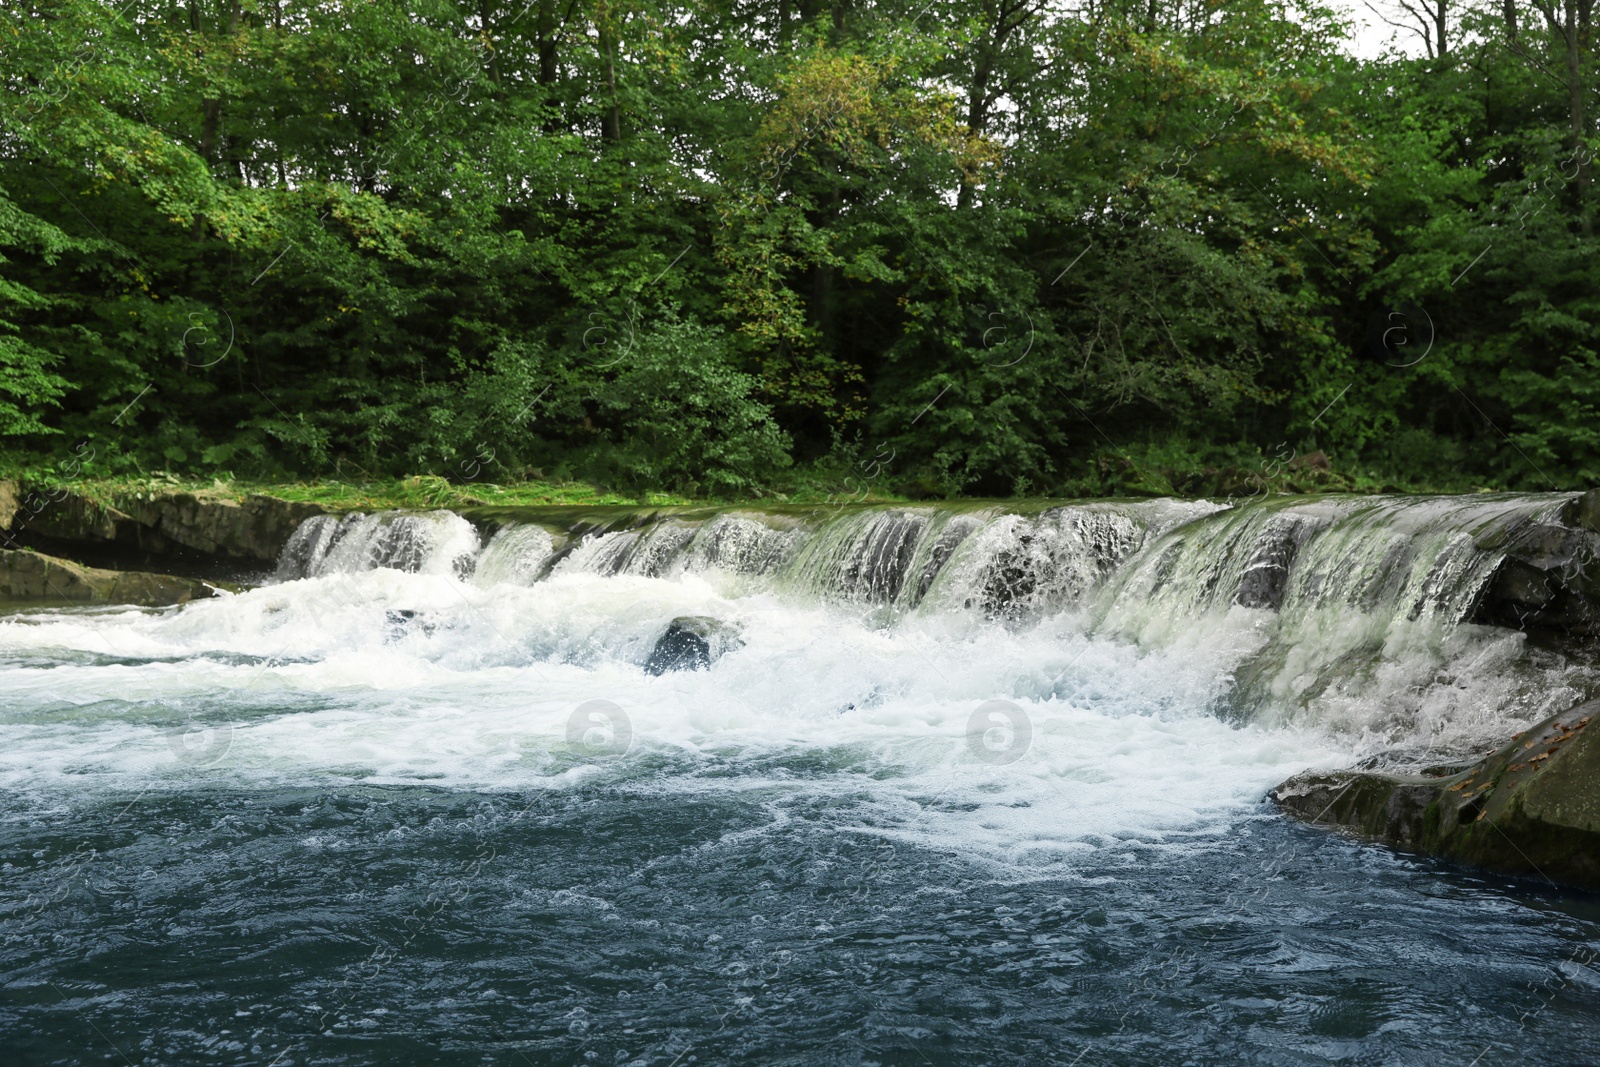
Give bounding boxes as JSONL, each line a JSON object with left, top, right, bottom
{"left": 2, "top": 494, "right": 1592, "bottom": 872}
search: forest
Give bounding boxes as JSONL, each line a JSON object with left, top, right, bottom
{"left": 1, "top": 0, "right": 1597, "bottom": 498}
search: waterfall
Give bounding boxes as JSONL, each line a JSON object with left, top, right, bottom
{"left": 1096, "top": 495, "right": 1556, "bottom": 632}
{"left": 473, "top": 524, "right": 556, "bottom": 587}
{"left": 9, "top": 490, "right": 1595, "bottom": 874}
{"left": 1088, "top": 494, "right": 1582, "bottom": 749}
{"left": 273, "top": 496, "right": 1561, "bottom": 626}
{"left": 265, "top": 493, "right": 1595, "bottom": 754}
{"left": 275, "top": 510, "right": 481, "bottom": 580}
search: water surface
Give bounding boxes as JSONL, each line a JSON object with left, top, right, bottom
{"left": 3, "top": 498, "right": 1598, "bottom": 1064}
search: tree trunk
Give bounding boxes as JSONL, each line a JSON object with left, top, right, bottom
{"left": 190, "top": 0, "right": 241, "bottom": 239}
{"left": 1567, "top": 0, "right": 1591, "bottom": 232}
{"left": 810, "top": 185, "right": 841, "bottom": 347}
{"left": 537, "top": 0, "right": 561, "bottom": 132}
{"left": 599, "top": 25, "right": 621, "bottom": 145}
{"left": 479, "top": 0, "right": 502, "bottom": 87}
{"left": 957, "top": 52, "right": 993, "bottom": 209}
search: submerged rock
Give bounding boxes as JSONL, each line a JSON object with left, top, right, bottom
{"left": 384, "top": 608, "right": 440, "bottom": 639}
{"left": 1272, "top": 701, "right": 1600, "bottom": 889}
{"left": 0, "top": 548, "right": 215, "bottom": 607}
{"left": 1233, "top": 515, "right": 1317, "bottom": 610}
{"left": 643, "top": 616, "right": 743, "bottom": 675}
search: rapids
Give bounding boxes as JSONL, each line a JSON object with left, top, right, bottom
{"left": 2, "top": 494, "right": 1596, "bottom": 1064}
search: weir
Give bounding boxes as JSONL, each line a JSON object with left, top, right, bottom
{"left": 270, "top": 493, "right": 1598, "bottom": 758}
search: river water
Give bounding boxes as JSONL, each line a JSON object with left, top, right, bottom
{"left": 3, "top": 497, "right": 1597, "bottom": 1064}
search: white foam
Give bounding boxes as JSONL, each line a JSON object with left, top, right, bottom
{"left": 0, "top": 568, "right": 1335, "bottom": 870}
{"left": 0, "top": 496, "right": 1583, "bottom": 873}
{"left": 473, "top": 524, "right": 556, "bottom": 587}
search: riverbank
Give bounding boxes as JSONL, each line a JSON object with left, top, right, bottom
{"left": 0, "top": 442, "right": 1381, "bottom": 520}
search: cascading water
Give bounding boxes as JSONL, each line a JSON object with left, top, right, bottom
{"left": 263, "top": 494, "right": 1594, "bottom": 757}
{"left": 4, "top": 494, "right": 1596, "bottom": 1064}
{"left": 1092, "top": 494, "right": 1593, "bottom": 753}
{"left": 276, "top": 509, "right": 481, "bottom": 580}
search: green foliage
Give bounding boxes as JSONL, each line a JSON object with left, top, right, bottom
{"left": 0, "top": 0, "right": 1596, "bottom": 496}
{"left": 0, "top": 187, "right": 83, "bottom": 435}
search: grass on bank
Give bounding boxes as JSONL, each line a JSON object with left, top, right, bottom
{"left": 2, "top": 435, "right": 1508, "bottom": 515}
{"left": 0, "top": 469, "right": 921, "bottom": 513}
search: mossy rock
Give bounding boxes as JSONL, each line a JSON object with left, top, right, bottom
{"left": 4, "top": 482, "right": 328, "bottom": 564}
{"left": 112, "top": 491, "right": 328, "bottom": 561}
{"left": 1273, "top": 700, "right": 1600, "bottom": 889}
{"left": 1, "top": 548, "right": 215, "bottom": 606}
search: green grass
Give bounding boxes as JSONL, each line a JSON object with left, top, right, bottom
{"left": 1, "top": 466, "right": 919, "bottom": 512}
{"left": 3, "top": 440, "right": 1500, "bottom": 514}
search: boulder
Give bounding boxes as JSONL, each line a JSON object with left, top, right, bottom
{"left": 112, "top": 491, "right": 328, "bottom": 562}
{"left": 1562, "top": 487, "right": 1600, "bottom": 534}
{"left": 21, "top": 490, "right": 141, "bottom": 545}
{"left": 3, "top": 484, "right": 327, "bottom": 564}
{"left": 384, "top": 608, "right": 438, "bottom": 639}
{"left": 1476, "top": 514, "right": 1600, "bottom": 634}
{"left": 643, "top": 616, "right": 744, "bottom": 675}
{"left": 1273, "top": 700, "right": 1600, "bottom": 889}
{"left": 0, "top": 548, "right": 215, "bottom": 607}
{"left": 1234, "top": 515, "right": 1319, "bottom": 611}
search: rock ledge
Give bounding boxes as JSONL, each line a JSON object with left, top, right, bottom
{"left": 1, "top": 548, "right": 216, "bottom": 607}
{"left": 1273, "top": 701, "right": 1600, "bottom": 890}
{"left": 2, "top": 479, "right": 327, "bottom": 566}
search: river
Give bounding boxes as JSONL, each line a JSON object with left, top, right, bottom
{"left": 3, "top": 496, "right": 1597, "bottom": 1063}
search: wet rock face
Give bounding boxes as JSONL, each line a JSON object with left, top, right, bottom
{"left": 1272, "top": 701, "right": 1600, "bottom": 890}
{"left": 2, "top": 482, "right": 327, "bottom": 566}
{"left": 120, "top": 492, "right": 328, "bottom": 562}
{"left": 1564, "top": 487, "right": 1600, "bottom": 534}
{"left": 970, "top": 510, "right": 1144, "bottom": 619}
{"left": 14, "top": 489, "right": 140, "bottom": 545}
{"left": 0, "top": 548, "right": 215, "bottom": 607}
{"left": 1476, "top": 503, "right": 1600, "bottom": 635}
{"left": 643, "top": 616, "right": 744, "bottom": 675}
{"left": 1233, "top": 516, "right": 1314, "bottom": 611}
